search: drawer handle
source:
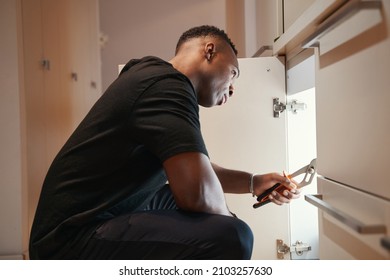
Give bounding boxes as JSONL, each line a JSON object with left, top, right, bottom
{"left": 305, "top": 194, "right": 387, "bottom": 234}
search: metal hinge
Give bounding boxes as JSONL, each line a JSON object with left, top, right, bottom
{"left": 273, "top": 98, "right": 307, "bottom": 118}
{"left": 277, "top": 239, "right": 312, "bottom": 259}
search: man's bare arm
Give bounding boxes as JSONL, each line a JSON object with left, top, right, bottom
{"left": 163, "top": 152, "right": 232, "bottom": 216}
{"left": 212, "top": 163, "right": 300, "bottom": 204}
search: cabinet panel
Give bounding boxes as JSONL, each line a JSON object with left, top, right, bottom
{"left": 21, "top": 0, "right": 49, "bottom": 232}
{"left": 22, "top": 0, "right": 101, "bottom": 235}
{"left": 41, "top": 0, "right": 73, "bottom": 162}
{"left": 283, "top": 0, "right": 315, "bottom": 30}
{"left": 200, "top": 57, "right": 289, "bottom": 260}
{"left": 316, "top": 1, "right": 390, "bottom": 199}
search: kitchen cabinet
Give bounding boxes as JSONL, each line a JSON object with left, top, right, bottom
{"left": 274, "top": 0, "right": 389, "bottom": 259}
{"left": 202, "top": 0, "right": 390, "bottom": 260}
{"left": 313, "top": 0, "right": 390, "bottom": 259}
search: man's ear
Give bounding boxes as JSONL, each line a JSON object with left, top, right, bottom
{"left": 205, "top": 42, "right": 215, "bottom": 62}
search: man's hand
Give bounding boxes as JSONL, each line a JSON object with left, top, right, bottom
{"left": 253, "top": 173, "right": 300, "bottom": 205}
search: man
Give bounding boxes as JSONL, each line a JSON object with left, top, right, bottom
{"left": 29, "top": 25, "right": 299, "bottom": 260}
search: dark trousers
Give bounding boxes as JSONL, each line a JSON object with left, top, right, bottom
{"left": 78, "top": 186, "right": 254, "bottom": 259}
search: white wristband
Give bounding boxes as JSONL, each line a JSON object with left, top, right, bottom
{"left": 249, "top": 173, "right": 257, "bottom": 197}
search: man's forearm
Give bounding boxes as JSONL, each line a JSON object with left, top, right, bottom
{"left": 211, "top": 163, "right": 252, "bottom": 194}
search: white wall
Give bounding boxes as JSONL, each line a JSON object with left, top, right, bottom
{"left": 0, "top": 0, "right": 28, "bottom": 259}
{"left": 99, "top": 0, "right": 227, "bottom": 91}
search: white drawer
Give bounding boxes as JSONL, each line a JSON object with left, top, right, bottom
{"left": 306, "top": 177, "right": 390, "bottom": 259}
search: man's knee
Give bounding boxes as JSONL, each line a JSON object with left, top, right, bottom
{"left": 207, "top": 215, "right": 253, "bottom": 259}
{"left": 231, "top": 217, "right": 254, "bottom": 259}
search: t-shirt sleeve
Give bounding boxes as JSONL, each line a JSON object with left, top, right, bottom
{"left": 130, "top": 76, "right": 208, "bottom": 162}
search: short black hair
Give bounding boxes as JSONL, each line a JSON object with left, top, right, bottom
{"left": 175, "top": 25, "right": 238, "bottom": 55}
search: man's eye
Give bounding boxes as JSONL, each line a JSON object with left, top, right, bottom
{"left": 232, "top": 70, "right": 237, "bottom": 77}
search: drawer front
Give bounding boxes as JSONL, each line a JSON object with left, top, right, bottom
{"left": 315, "top": 0, "right": 390, "bottom": 199}
{"left": 311, "top": 177, "right": 390, "bottom": 259}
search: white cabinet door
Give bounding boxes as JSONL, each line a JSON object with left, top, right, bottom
{"left": 200, "top": 57, "right": 289, "bottom": 259}
{"left": 201, "top": 56, "right": 319, "bottom": 259}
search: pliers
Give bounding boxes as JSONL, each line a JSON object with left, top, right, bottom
{"left": 253, "top": 158, "right": 317, "bottom": 208}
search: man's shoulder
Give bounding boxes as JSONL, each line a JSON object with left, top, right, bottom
{"left": 120, "top": 56, "right": 172, "bottom": 74}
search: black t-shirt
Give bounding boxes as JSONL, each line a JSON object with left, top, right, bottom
{"left": 29, "top": 56, "right": 208, "bottom": 259}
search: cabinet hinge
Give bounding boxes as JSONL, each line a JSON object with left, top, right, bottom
{"left": 276, "top": 239, "right": 312, "bottom": 259}
{"left": 273, "top": 98, "right": 307, "bottom": 118}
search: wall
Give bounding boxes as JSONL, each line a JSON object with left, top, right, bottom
{"left": 99, "top": 0, "right": 286, "bottom": 90}
{"left": 0, "top": 0, "right": 28, "bottom": 259}
{"left": 99, "top": 0, "right": 228, "bottom": 91}
{"left": 99, "top": 0, "right": 282, "bottom": 89}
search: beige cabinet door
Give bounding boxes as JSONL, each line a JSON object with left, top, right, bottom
{"left": 21, "top": 0, "right": 101, "bottom": 236}
{"left": 315, "top": 1, "right": 390, "bottom": 200}
{"left": 313, "top": 0, "right": 390, "bottom": 259}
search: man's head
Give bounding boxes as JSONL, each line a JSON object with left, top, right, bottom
{"left": 170, "top": 25, "right": 240, "bottom": 107}
{"left": 175, "top": 25, "right": 238, "bottom": 56}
